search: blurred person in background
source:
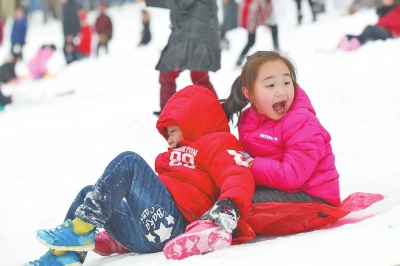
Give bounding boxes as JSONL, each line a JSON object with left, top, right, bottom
{"left": 27, "top": 44, "right": 57, "bottom": 79}
{"left": 235, "top": 0, "right": 280, "bottom": 67}
{"left": 220, "top": 0, "right": 238, "bottom": 50}
{"left": 0, "top": 53, "right": 22, "bottom": 111}
{"left": 138, "top": 0, "right": 220, "bottom": 116}
{"left": 11, "top": 6, "right": 28, "bottom": 59}
{"left": 59, "top": 0, "right": 81, "bottom": 64}
{"left": 138, "top": 9, "right": 151, "bottom": 46}
{"left": 338, "top": 0, "right": 400, "bottom": 51}
{"left": 0, "top": 15, "right": 4, "bottom": 46}
{"left": 294, "top": 0, "right": 323, "bottom": 24}
{"left": 95, "top": 2, "right": 113, "bottom": 56}
{"left": 76, "top": 9, "right": 93, "bottom": 58}
{"left": 348, "top": 0, "right": 381, "bottom": 14}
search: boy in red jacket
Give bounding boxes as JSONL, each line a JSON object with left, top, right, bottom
{"left": 24, "top": 85, "right": 255, "bottom": 265}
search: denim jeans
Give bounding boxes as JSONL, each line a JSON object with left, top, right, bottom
{"left": 64, "top": 151, "right": 185, "bottom": 254}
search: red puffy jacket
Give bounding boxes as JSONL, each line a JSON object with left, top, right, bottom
{"left": 76, "top": 25, "right": 92, "bottom": 56}
{"left": 156, "top": 85, "right": 255, "bottom": 223}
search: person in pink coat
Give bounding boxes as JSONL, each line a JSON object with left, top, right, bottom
{"left": 27, "top": 44, "right": 56, "bottom": 79}
{"left": 222, "top": 50, "right": 340, "bottom": 206}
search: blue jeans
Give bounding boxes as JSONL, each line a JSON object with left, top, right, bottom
{"left": 64, "top": 151, "right": 186, "bottom": 254}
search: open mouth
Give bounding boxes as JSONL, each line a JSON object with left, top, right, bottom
{"left": 272, "top": 100, "right": 286, "bottom": 113}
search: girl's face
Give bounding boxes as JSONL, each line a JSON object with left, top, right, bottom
{"left": 166, "top": 125, "right": 183, "bottom": 148}
{"left": 242, "top": 60, "right": 295, "bottom": 120}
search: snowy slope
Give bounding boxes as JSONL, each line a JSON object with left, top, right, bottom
{"left": 1, "top": 0, "right": 400, "bottom": 265}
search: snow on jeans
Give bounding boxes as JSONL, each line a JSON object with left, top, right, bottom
{"left": 64, "top": 151, "right": 185, "bottom": 254}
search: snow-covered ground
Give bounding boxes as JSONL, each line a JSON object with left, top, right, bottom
{"left": 1, "top": 0, "right": 400, "bottom": 265}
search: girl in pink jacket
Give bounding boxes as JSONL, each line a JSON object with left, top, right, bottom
{"left": 28, "top": 44, "right": 56, "bottom": 79}
{"left": 222, "top": 51, "right": 340, "bottom": 206}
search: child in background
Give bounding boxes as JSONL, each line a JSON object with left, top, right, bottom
{"left": 24, "top": 85, "right": 255, "bottom": 265}
{"left": 338, "top": 0, "right": 400, "bottom": 51}
{"left": 64, "top": 35, "right": 82, "bottom": 64}
{"left": 27, "top": 44, "right": 56, "bottom": 79}
{"left": 76, "top": 9, "right": 92, "bottom": 58}
{"left": 138, "top": 9, "right": 152, "bottom": 46}
{"left": 10, "top": 6, "right": 28, "bottom": 59}
{"left": 95, "top": 2, "right": 113, "bottom": 56}
{"left": 222, "top": 50, "right": 340, "bottom": 208}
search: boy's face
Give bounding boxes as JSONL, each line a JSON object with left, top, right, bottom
{"left": 166, "top": 125, "right": 183, "bottom": 148}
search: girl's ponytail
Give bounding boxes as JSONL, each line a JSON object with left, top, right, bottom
{"left": 220, "top": 75, "right": 250, "bottom": 126}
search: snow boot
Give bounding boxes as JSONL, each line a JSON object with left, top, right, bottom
{"left": 163, "top": 220, "right": 232, "bottom": 260}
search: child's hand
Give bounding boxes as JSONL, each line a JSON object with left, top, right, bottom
{"left": 200, "top": 199, "right": 239, "bottom": 232}
{"left": 242, "top": 152, "right": 254, "bottom": 167}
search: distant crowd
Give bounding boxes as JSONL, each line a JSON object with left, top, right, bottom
{"left": 1, "top": 0, "right": 399, "bottom": 113}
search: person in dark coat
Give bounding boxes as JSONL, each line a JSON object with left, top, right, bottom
{"left": 140, "top": 0, "right": 221, "bottom": 115}
{"left": 11, "top": 6, "right": 28, "bottom": 59}
{"left": 138, "top": 9, "right": 151, "bottom": 46}
{"left": 95, "top": 2, "right": 113, "bottom": 56}
{"left": 0, "top": 53, "right": 21, "bottom": 110}
{"left": 59, "top": 0, "right": 81, "bottom": 64}
{"left": 220, "top": 0, "right": 238, "bottom": 50}
{"left": 0, "top": 90, "right": 11, "bottom": 110}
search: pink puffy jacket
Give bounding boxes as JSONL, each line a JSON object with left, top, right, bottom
{"left": 239, "top": 85, "right": 340, "bottom": 205}
{"left": 28, "top": 48, "right": 54, "bottom": 79}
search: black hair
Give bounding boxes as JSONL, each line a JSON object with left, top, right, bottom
{"left": 41, "top": 44, "right": 57, "bottom": 50}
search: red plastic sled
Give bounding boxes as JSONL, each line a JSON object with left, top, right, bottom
{"left": 232, "top": 192, "right": 384, "bottom": 244}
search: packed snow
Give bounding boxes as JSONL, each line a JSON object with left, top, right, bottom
{"left": 1, "top": 0, "right": 399, "bottom": 265}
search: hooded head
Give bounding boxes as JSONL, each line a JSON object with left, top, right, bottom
{"left": 156, "top": 85, "right": 230, "bottom": 144}
{"left": 79, "top": 10, "right": 88, "bottom": 21}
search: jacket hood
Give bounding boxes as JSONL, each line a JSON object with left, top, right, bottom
{"left": 157, "top": 85, "right": 230, "bottom": 142}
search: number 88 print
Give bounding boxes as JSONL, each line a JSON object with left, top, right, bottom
{"left": 169, "top": 151, "right": 195, "bottom": 169}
